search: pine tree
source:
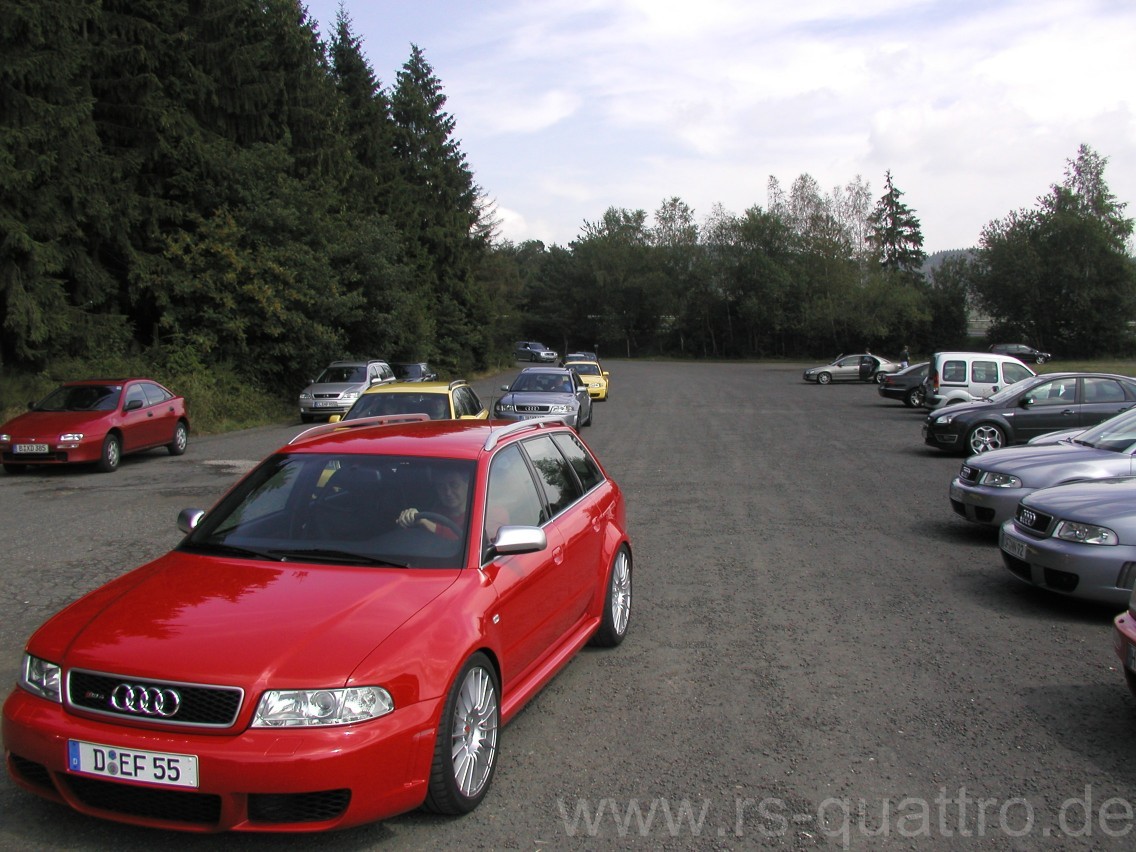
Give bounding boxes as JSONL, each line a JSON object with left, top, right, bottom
{"left": 867, "top": 171, "right": 926, "bottom": 281}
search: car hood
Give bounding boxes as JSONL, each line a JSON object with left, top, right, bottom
{"left": 2, "top": 409, "right": 111, "bottom": 436}
{"left": 31, "top": 551, "right": 459, "bottom": 686}
{"left": 1023, "top": 476, "right": 1136, "bottom": 522}
{"left": 303, "top": 382, "right": 364, "bottom": 395}
{"left": 927, "top": 400, "right": 994, "bottom": 421}
{"left": 502, "top": 392, "right": 578, "bottom": 404}
{"left": 967, "top": 443, "right": 1135, "bottom": 482}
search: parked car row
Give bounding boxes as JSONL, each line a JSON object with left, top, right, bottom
{"left": 872, "top": 352, "right": 1136, "bottom": 703}
{"left": 3, "top": 366, "right": 632, "bottom": 831}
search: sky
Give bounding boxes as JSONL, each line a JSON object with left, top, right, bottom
{"left": 301, "top": 0, "right": 1135, "bottom": 254}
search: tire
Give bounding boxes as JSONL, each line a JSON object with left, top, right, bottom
{"left": 966, "top": 422, "right": 1006, "bottom": 455}
{"left": 590, "top": 545, "right": 632, "bottom": 647}
{"left": 904, "top": 387, "right": 924, "bottom": 408}
{"left": 96, "top": 433, "right": 121, "bottom": 473}
{"left": 1036, "top": 356, "right": 1047, "bottom": 365}
{"left": 816, "top": 372, "right": 832, "bottom": 385}
{"left": 3, "top": 463, "right": 26, "bottom": 475}
{"left": 167, "top": 421, "right": 188, "bottom": 456}
{"left": 423, "top": 652, "right": 500, "bottom": 815}
{"left": 874, "top": 372, "right": 886, "bottom": 384}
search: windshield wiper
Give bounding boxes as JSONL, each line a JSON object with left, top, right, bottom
{"left": 268, "top": 548, "right": 410, "bottom": 568}
{"left": 184, "top": 542, "right": 285, "bottom": 561}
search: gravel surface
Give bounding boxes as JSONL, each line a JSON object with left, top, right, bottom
{"left": 2, "top": 359, "right": 1134, "bottom": 850}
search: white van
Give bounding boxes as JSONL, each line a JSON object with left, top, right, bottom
{"left": 922, "top": 351, "right": 1035, "bottom": 409}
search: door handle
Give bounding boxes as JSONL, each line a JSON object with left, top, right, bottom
{"left": 552, "top": 545, "right": 564, "bottom": 565}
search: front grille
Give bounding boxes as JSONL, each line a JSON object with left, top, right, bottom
{"left": 958, "top": 465, "right": 979, "bottom": 483}
{"left": 974, "top": 506, "right": 996, "bottom": 523}
{"left": 68, "top": 670, "right": 242, "bottom": 728}
{"left": 314, "top": 393, "right": 341, "bottom": 399}
{"left": 9, "top": 753, "right": 56, "bottom": 792}
{"left": 1015, "top": 506, "right": 1054, "bottom": 534}
{"left": 249, "top": 789, "right": 351, "bottom": 824}
{"left": 63, "top": 775, "right": 222, "bottom": 825}
{"left": 1044, "top": 568, "right": 1079, "bottom": 593}
{"left": 516, "top": 404, "right": 550, "bottom": 413}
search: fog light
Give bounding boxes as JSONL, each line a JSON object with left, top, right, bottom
{"left": 1117, "top": 563, "right": 1136, "bottom": 591}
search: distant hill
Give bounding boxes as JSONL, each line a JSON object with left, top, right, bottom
{"left": 923, "top": 248, "right": 976, "bottom": 272}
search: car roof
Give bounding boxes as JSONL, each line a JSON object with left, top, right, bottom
{"left": 285, "top": 417, "right": 569, "bottom": 460}
{"left": 63, "top": 378, "right": 148, "bottom": 385}
{"left": 359, "top": 380, "right": 467, "bottom": 394}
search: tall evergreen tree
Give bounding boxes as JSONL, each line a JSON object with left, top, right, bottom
{"left": 867, "top": 171, "right": 926, "bottom": 281}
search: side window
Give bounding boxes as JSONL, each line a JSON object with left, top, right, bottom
{"left": 970, "top": 360, "right": 998, "bottom": 383}
{"left": 1084, "top": 377, "right": 1127, "bottom": 403}
{"left": 124, "top": 384, "right": 147, "bottom": 410}
{"left": 551, "top": 432, "right": 604, "bottom": 492}
{"left": 1001, "top": 363, "right": 1033, "bottom": 385}
{"left": 522, "top": 435, "right": 583, "bottom": 517}
{"left": 1027, "top": 380, "right": 1071, "bottom": 406}
{"left": 485, "top": 445, "right": 544, "bottom": 544}
{"left": 942, "top": 360, "right": 967, "bottom": 383}
{"left": 140, "top": 382, "right": 171, "bottom": 406}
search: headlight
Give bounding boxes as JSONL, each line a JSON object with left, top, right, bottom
{"left": 341, "top": 392, "right": 359, "bottom": 402}
{"left": 0, "top": 433, "right": 10, "bottom": 442}
{"left": 252, "top": 686, "right": 394, "bottom": 727}
{"left": 549, "top": 404, "right": 571, "bottom": 414}
{"left": 979, "top": 472, "right": 1022, "bottom": 488}
{"left": 934, "top": 414, "right": 954, "bottom": 426}
{"left": 20, "top": 654, "right": 62, "bottom": 702}
{"left": 299, "top": 392, "right": 312, "bottom": 400}
{"left": 497, "top": 403, "right": 515, "bottom": 413}
{"left": 1054, "top": 521, "right": 1118, "bottom": 545}
{"left": 59, "top": 432, "right": 84, "bottom": 442}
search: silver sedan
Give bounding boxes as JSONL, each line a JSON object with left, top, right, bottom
{"left": 999, "top": 477, "right": 1136, "bottom": 606}
{"left": 948, "top": 406, "right": 1136, "bottom": 527}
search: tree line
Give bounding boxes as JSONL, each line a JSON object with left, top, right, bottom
{"left": 3, "top": 1, "right": 1133, "bottom": 395}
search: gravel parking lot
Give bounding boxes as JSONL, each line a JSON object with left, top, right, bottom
{"left": 2, "top": 360, "right": 1134, "bottom": 849}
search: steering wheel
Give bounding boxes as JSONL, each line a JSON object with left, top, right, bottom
{"left": 417, "top": 511, "right": 463, "bottom": 537}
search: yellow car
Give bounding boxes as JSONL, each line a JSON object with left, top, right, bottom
{"left": 331, "top": 380, "right": 489, "bottom": 422}
{"left": 564, "top": 360, "right": 610, "bottom": 401}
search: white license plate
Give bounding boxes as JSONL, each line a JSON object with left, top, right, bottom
{"left": 314, "top": 401, "right": 336, "bottom": 408}
{"left": 14, "top": 443, "right": 48, "bottom": 454}
{"left": 68, "top": 740, "right": 199, "bottom": 788}
{"left": 1001, "top": 530, "right": 1029, "bottom": 561}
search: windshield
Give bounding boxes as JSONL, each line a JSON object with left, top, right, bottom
{"left": 394, "top": 364, "right": 426, "bottom": 380}
{"left": 316, "top": 366, "right": 365, "bottom": 384}
{"left": 1070, "top": 407, "right": 1136, "bottom": 453}
{"left": 346, "top": 393, "right": 449, "bottom": 420}
{"left": 181, "top": 453, "right": 476, "bottom": 568}
{"left": 511, "top": 373, "right": 573, "bottom": 394}
{"left": 984, "top": 376, "right": 1048, "bottom": 405}
{"left": 36, "top": 384, "right": 121, "bottom": 412}
{"left": 569, "top": 363, "right": 600, "bottom": 376}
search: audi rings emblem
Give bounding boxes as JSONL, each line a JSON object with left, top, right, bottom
{"left": 1020, "top": 509, "right": 1037, "bottom": 527}
{"left": 110, "top": 684, "right": 182, "bottom": 717}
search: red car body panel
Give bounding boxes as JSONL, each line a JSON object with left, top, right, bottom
{"left": 0, "top": 378, "right": 187, "bottom": 468}
{"left": 3, "top": 418, "right": 630, "bottom": 833}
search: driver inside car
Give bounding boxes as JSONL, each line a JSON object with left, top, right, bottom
{"left": 396, "top": 467, "right": 470, "bottom": 539}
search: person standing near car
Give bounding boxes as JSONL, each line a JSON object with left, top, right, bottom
{"left": 899, "top": 345, "right": 910, "bottom": 369}
{"left": 859, "top": 349, "right": 875, "bottom": 382}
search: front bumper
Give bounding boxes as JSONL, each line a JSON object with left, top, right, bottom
{"left": 999, "top": 522, "right": 1136, "bottom": 606}
{"left": 3, "top": 688, "right": 439, "bottom": 833}
{"left": 948, "top": 477, "right": 1023, "bottom": 526}
{"left": 2, "top": 437, "right": 103, "bottom": 466}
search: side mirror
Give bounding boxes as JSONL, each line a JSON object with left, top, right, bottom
{"left": 328, "top": 414, "right": 342, "bottom": 423}
{"left": 125, "top": 399, "right": 144, "bottom": 412}
{"left": 1020, "top": 396, "right": 1034, "bottom": 408}
{"left": 488, "top": 525, "right": 547, "bottom": 557}
{"left": 500, "top": 385, "right": 510, "bottom": 392}
{"left": 177, "top": 508, "right": 205, "bottom": 534}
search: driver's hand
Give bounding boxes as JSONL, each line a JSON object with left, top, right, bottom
{"left": 397, "top": 508, "right": 420, "bottom": 528}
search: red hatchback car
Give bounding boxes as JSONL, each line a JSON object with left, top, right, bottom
{"left": 0, "top": 378, "right": 189, "bottom": 473}
{"left": 3, "top": 416, "right": 632, "bottom": 833}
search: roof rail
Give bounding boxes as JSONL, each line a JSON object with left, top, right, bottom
{"left": 448, "top": 379, "right": 468, "bottom": 390}
{"left": 288, "top": 413, "right": 429, "bottom": 445}
{"left": 483, "top": 417, "right": 568, "bottom": 451}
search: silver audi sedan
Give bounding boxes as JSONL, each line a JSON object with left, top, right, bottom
{"left": 999, "top": 477, "right": 1136, "bottom": 606}
{"left": 948, "top": 406, "right": 1136, "bottom": 527}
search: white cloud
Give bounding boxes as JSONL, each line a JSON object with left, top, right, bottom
{"left": 305, "top": 0, "right": 1136, "bottom": 251}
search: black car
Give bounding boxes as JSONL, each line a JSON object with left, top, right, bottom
{"left": 989, "top": 343, "right": 1052, "bottom": 364}
{"left": 877, "top": 361, "right": 929, "bottom": 408}
{"left": 922, "top": 372, "right": 1136, "bottom": 454}
{"left": 391, "top": 361, "right": 437, "bottom": 382}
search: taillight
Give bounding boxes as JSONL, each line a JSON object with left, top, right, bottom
{"left": 929, "top": 368, "right": 940, "bottom": 392}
